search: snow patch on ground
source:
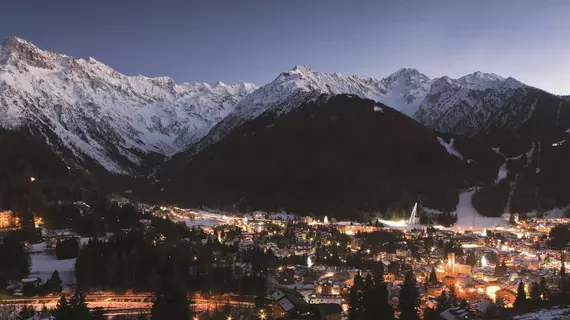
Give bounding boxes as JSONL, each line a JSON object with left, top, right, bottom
{"left": 423, "top": 208, "right": 443, "bottom": 216}
{"left": 453, "top": 190, "right": 506, "bottom": 230}
{"left": 175, "top": 217, "right": 220, "bottom": 229}
{"left": 268, "top": 212, "right": 298, "bottom": 221}
{"left": 496, "top": 164, "right": 508, "bottom": 183}
{"left": 373, "top": 106, "right": 384, "bottom": 113}
{"left": 30, "top": 253, "right": 76, "bottom": 285}
{"left": 513, "top": 306, "right": 570, "bottom": 320}
{"left": 437, "top": 137, "right": 464, "bottom": 160}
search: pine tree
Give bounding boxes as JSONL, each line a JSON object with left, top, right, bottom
{"left": 19, "top": 305, "right": 36, "bottom": 319}
{"left": 373, "top": 270, "right": 394, "bottom": 319}
{"left": 435, "top": 291, "right": 450, "bottom": 315}
{"left": 69, "top": 287, "right": 90, "bottom": 320}
{"left": 448, "top": 286, "right": 459, "bottom": 307}
{"left": 362, "top": 273, "right": 375, "bottom": 319}
{"left": 539, "top": 277, "right": 549, "bottom": 300}
{"left": 428, "top": 267, "right": 438, "bottom": 284}
{"left": 348, "top": 272, "right": 363, "bottom": 320}
{"left": 40, "top": 305, "right": 49, "bottom": 318}
{"left": 151, "top": 276, "right": 190, "bottom": 320}
{"left": 399, "top": 271, "right": 419, "bottom": 320}
{"left": 530, "top": 282, "right": 541, "bottom": 302}
{"left": 53, "top": 295, "right": 70, "bottom": 320}
{"left": 459, "top": 298, "right": 468, "bottom": 309}
{"left": 423, "top": 307, "right": 438, "bottom": 320}
{"left": 45, "top": 270, "right": 63, "bottom": 293}
{"left": 514, "top": 282, "right": 527, "bottom": 310}
{"left": 495, "top": 260, "right": 507, "bottom": 277}
{"left": 91, "top": 307, "right": 106, "bottom": 320}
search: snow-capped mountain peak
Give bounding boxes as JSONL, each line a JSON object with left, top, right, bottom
{"left": 1, "top": 36, "right": 58, "bottom": 68}
{"left": 0, "top": 37, "right": 544, "bottom": 175}
{"left": 380, "top": 68, "right": 432, "bottom": 115}
{"left": 457, "top": 71, "right": 506, "bottom": 90}
{"left": 0, "top": 37, "right": 257, "bottom": 174}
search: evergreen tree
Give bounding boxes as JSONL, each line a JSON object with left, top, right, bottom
{"left": 539, "top": 277, "right": 549, "bottom": 300}
{"left": 91, "top": 307, "right": 106, "bottom": 320}
{"left": 348, "top": 272, "right": 364, "bottom": 320}
{"left": 254, "top": 275, "right": 268, "bottom": 318}
{"left": 19, "top": 193, "right": 38, "bottom": 242}
{"left": 53, "top": 295, "right": 71, "bottom": 320}
{"left": 423, "top": 307, "right": 438, "bottom": 320}
{"left": 151, "top": 277, "right": 190, "bottom": 320}
{"left": 371, "top": 263, "right": 394, "bottom": 320}
{"left": 19, "top": 305, "right": 36, "bottom": 319}
{"left": 428, "top": 267, "right": 438, "bottom": 284}
{"left": 45, "top": 270, "right": 63, "bottom": 293}
{"left": 362, "top": 273, "right": 375, "bottom": 319}
{"left": 448, "top": 286, "right": 459, "bottom": 307}
{"left": 530, "top": 282, "right": 541, "bottom": 302}
{"left": 40, "top": 305, "right": 49, "bottom": 318}
{"left": 548, "top": 225, "right": 570, "bottom": 285}
{"left": 435, "top": 291, "right": 450, "bottom": 315}
{"left": 0, "top": 235, "right": 30, "bottom": 286}
{"left": 69, "top": 287, "right": 90, "bottom": 320}
{"left": 399, "top": 271, "right": 419, "bottom": 320}
{"left": 494, "top": 260, "right": 507, "bottom": 277}
{"left": 514, "top": 282, "right": 527, "bottom": 310}
{"left": 459, "top": 298, "right": 468, "bottom": 309}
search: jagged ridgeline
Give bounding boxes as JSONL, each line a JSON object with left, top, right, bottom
{"left": 2, "top": 36, "right": 570, "bottom": 218}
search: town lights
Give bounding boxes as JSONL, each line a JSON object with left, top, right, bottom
{"left": 29, "top": 176, "right": 35, "bottom": 182}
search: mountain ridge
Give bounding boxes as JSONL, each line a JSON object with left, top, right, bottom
{"left": 1, "top": 36, "right": 568, "bottom": 178}
{"left": 0, "top": 36, "right": 257, "bottom": 174}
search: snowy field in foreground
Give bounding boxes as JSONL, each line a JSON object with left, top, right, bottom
{"left": 453, "top": 190, "right": 506, "bottom": 230}
{"left": 513, "top": 306, "right": 570, "bottom": 320}
{"left": 30, "top": 253, "right": 76, "bottom": 285}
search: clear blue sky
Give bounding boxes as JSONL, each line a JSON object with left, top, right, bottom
{"left": 2, "top": 0, "right": 569, "bottom": 94}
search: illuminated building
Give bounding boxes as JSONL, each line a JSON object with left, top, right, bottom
{"left": 0, "top": 210, "right": 20, "bottom": 230}
{"left": 447, "top": 253, "right": 456, "bottom": 275}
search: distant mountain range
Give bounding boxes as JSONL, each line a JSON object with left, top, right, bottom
{"left": 2, "top": 36, "right": 570, "bottom": 217}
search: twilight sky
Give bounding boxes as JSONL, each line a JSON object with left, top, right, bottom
{"left": 2, "top": 0, "right": 569, "bottom": 94}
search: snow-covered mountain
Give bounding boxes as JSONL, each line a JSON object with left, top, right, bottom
{"left": 0, "top": 37, "right": 256, "bottom": 174}
{"left": 189, "top": 65, "right": 433, "bottom": 153}
{"left": 189, "top": 66, "right": 534, "bottom": 155}
{"left": 2, "top": 36, "right": 568, "bottom": 177}
{"left": 414, "top": 72, "right": 534, "bottom": 135}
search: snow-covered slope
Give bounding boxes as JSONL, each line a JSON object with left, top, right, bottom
{"left": 0, "top": 37, "right": 256, "bottom": 173}
{"left": 414, "top": 73, "right": 535, "bottom": 135}
{"left": 2, "top": 36, "right": 563, "bottom": 176}
{"left": 191, "top": 66, "right": 535, "bottom": 154}
{"left": 191, "top": 66, "right": 432, "bottom": 152}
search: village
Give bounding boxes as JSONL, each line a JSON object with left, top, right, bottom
{"left": 1, "top": 200, "right": 570, "bottom": 320}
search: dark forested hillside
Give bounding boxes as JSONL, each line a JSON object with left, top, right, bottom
{"left": 0, "top": 127, "right": 82, "bottom": 211}
{"left": 159, "top": 94, "right": 497, "bottom": 219}
{"left": 469, "top": 89, "right": 570, "bottom": 217}
{"left": 0, "top": 127, "right": 142, "bottom": 239}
